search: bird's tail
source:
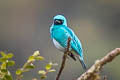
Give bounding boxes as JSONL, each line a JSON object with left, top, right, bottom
{"left": 78, "top": 56, "right": 87, "bottom": 70}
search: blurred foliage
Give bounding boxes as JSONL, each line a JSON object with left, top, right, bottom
{"left": 38, "top": 62, "right": 58, "bottom": 80}
{"left": 0, "top": 51, "right": 57, "bottom": 80}
{"left": 0, "top": 51, "right": 14, "bottom": 80}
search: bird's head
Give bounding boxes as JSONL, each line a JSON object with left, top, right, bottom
{"left": 53, "top": 15, "right": 67, "bottom": 26}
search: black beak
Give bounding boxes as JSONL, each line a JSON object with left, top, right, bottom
{"left": 54, "top": 19, "right": 63, "bottom": 25}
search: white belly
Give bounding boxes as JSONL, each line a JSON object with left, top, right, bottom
{"left": 53, "top": 39, "right": 65, "bottom": 51}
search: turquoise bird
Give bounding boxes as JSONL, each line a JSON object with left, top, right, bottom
{"left": 50, "top": 15, "right": 86, "bottom": 70}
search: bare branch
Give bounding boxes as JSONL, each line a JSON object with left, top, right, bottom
{"left": 77, "top": 48, "right": 120, "bottom": 80}
{"left": 56, "top": 37, "right": 71, "bottom": 80}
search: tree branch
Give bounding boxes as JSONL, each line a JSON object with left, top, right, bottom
{"left": 77, "top": 48, "right": 120, "bottom": 80}
{"left": 56, "top": 37, "right": 71, "bottom": 80}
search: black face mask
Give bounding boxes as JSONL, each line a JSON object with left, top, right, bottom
{"left": 54, "top": 19, "right": 64, "bottom": 25}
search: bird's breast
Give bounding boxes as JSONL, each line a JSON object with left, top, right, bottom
{"left": 53, "top": 38, "right": 65, "bottom": 51}
{"left": 52, "top": 27, "right": 68, "bottom": 40}
{"left": 51, "top": 26, "right": 70, "bottom": 49}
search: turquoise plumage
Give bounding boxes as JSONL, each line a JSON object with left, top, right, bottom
{"left": 50, "top": 15, "right": 86, "bottom": 70}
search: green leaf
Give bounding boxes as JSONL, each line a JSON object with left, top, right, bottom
{"left": 49, "top": 62, "right": 58, "bottom": 66}
{"left": 25, "top": 64, "right": 35, "bottom": 70}
{"left": 35, "top": 56, "right": 44, "bottom": 60}
{"left": 1, "top": 69, "right": 8, "bottom": 73}
{"left": 45, "top": 64, "right": 52, "bottom": 70}
{"left": 4, "top": 74, "right": 13, "bottom": 80}
{"left": 6, "top": 53, "right": 13, "bottom": 59}
{"left": 28, "top": 56, "right": 35, "bottom": 62}
{"left": 1, "top": 62, "right": 6, "bottom": 69}
{"left": 0, "top": 51, "right": 6, "bottom": 57}
{"left": 33, "top": 51, "right": 40, "bottom": 57}
{"left": 40, "top": 75, "right": 47, "bottom": 79}
{"left": 52, "top": 63, "right": 58, "bottom": 66}
{"left": 6, "top": 61, "right": 15, "bottom": 67}
{"left": 0, "top": 57, "right": 7, "bottom": 62}
{"left": 48, "top": 69, "right": 56, "bottom": 72}
{"left": 38, "top": 70, "right": 46, "bottom": 75}
{"left": 16, "top": 69, "right": 22, "bottom": 75}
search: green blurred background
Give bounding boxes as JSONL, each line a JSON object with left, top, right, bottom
{"left": 0, "top": 0, "right": 120, "bottom": 80}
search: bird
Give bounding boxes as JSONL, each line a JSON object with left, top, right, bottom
{"left": 50, "top": 15, "right": 87, "bottom": 70}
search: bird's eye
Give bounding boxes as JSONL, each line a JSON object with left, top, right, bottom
{"left": 54, "top": 19, "right": 63, "bottom": 25}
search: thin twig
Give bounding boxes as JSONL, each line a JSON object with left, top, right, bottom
{"left": 56, "top": 37, "right": 71, "bottom": 80}
{"left": 16, "top": 61, "right": 33, "bottom": 80}
{"left": 77, "top": 48, "right": 120, "bottom": 80}
{"left": 16, "top": 51, "right": 41, "bottom": 80}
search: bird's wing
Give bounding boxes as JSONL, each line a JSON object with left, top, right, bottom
{"left": 64, "top": 26, "right": 83, "bottom": 58}
{"left": 65, "top": 27, "right": 86, "bottom": 69}
{"left": 72, "top": 34, "right": 83, "bottom": 58}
